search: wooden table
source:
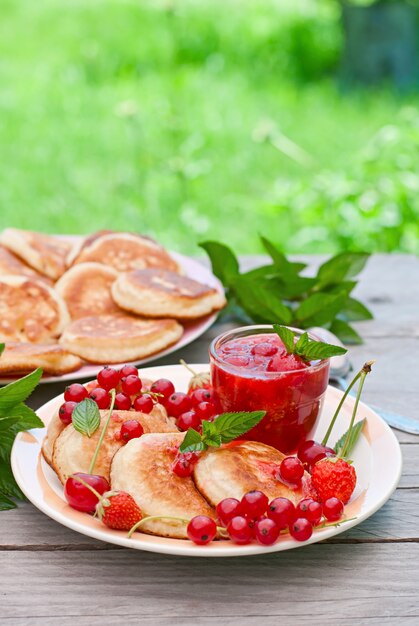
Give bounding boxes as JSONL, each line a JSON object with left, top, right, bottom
{"left": 2, "top": 254, "right": 418, "bottom": 625}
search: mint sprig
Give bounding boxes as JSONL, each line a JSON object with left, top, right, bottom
{"left": 273, "top": 325, "right": 347, "bottom": 362}
{"left": 179, "top": 410, "right": 266, "bottom": 454}
{"left": 71, "top": 399, "right": 101, "bottom": 438}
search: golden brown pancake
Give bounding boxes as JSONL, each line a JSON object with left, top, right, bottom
{"left": 0, "top": 229, "right": 72, "bottom": 280}
{"left": 66, "top": 230, "right": 115, "bottom": 266}
{"left": 71, "top": 232, "right": 181, "bottom": 274}
{"left": 51, "top": 406, "right": 178, "bottom": 483}
{"left": 55, "top": 262, "right": 120, "bottom": 320}
{"left": 0, "top": 276, "right": 70, "bottom": 343}
{"left": 59, "top": 314, "right": 183, "bottom": 363}
{"left": 111, "top": 268, "right": 226, "bottom": 319}
{"left": 0, "top": 342, "right": 82, "bottom": 376}
{"left": 110, "top": 433, "right": 216, "bottom": 539}
{"left": 0, "top": 245, "right": 52, "bottom": 284}
{"left": 193, "top": 440, "right": 307, "bottom": 507}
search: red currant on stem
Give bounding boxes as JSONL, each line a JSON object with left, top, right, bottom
{"left": 165, "top": 392, "right": 192, "bottom": 418}
{"left": 323, "top": 497, "right": 344, "bottom": 522}
{"left": 59, "top": 401, "right": 77, "bottom": 425}
{"left": 254, "top": 518, "right": 280, "bottom": 545}
{"left": 296, "top": 498, "right": 322, "bottom": 525}
{"left": 64, "top": 383, "right": 88, "bottom": 403}
{"left": 240, "top": 490, "right": 269, "bottom": 518}
{"left": 121, "top": 375, "right": 142, "bottom": 396}
{"left": 114, "top": 392, "right": 132, "bottom": 411}
{"left": 119, "top": 364, "right": 138, "bottom": 378}
{"left": 120, "top": 419, "right": 144, "bottom": 442}
{"left": 227, "top": 516, "right": 253, "bottom": 544}
{"left": 267, "top": 497, "right": 295, "bottom": 530}
{"left": 177, "top": 410, "right": 201, "bottom": 432}
{"left": 97, "top": 366, "right": 120, "bottom": 391}
{"left": 133, "top": 394, "right": 154, "bottom": 413}
{"left": 289, "top": 517, "right": 313, "bottom": 542}
{"left": 150, "top": 379, "right": 175, "bottom": 403}
{"left": 216, "top": 498, "right": 242, "bottom": 527}
{"left": 89, "top": 388, "right": 111, "bottom": 409}
{"left": 64, "top": 473, "right": 109, "bottom": 512}
{"left": 187, "top": 515, "right": 217, "bottom": 545}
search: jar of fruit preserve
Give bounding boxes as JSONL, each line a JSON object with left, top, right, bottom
{"left": 209, "top": 325, "right": 330, "bottom": 454}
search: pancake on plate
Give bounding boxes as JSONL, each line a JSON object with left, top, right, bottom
{"left": 110, "top": 432, "right": 216, "bottom": 539}
{"left": 59, "top": 314, "right": 183, "bottom": 363}
{"left": 0, "top": 342, "right": 82, "bottom": 376}
{"left": 51, "top": 406, "right": 178, "bottom": 483}
{"left": 0, "top": 276, "right": 70, "bottom": 343}
{"left": 55, "top": 262, "right": 120, "bottom": 320}
{"left": 71, "top": 232, "right": 181, "bottom": 274}
{"left": 66, "top": 230, "right": 114, "bottom": 266}
{"left": 193, "top": 440, "right": 308, "bottom": 507}
{"left": 0, "top": 229, "right": 72, "bottom": 280}
{"left": 111, "top": 268, "right": 226, "bottom": 319}
{"left": 0, "top": 245, "right": 52, "bottom": 284}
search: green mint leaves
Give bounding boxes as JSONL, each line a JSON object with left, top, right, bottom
{"left": 273, "top": 325, "right": 347, "bottom": 362}
{"left": 179, "top": 410, "right": 266, "bottom": 454}
{"left": 71, "top": 399, "right": 101, "bottom": 437}
{"left": 200, "top": 237, "right": 372, "bottom": 344}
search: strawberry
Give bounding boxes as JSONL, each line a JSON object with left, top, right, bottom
{"left": 311, "top": 457, "right": 356, "bottom": 504}
{"left": 180, "top": 359, "right": 211, "bottom": 393}
{"left": 96, "top": 491, "right": 142, "bottom": 530}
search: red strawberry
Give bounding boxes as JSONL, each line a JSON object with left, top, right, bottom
{"left": 311, "top": 458, "right": 356, "bottom": 504}
{"left": 96, "top": 491, "right": 142, "bottom": 530}
{"left": 302, "top": 474, "right": 321, "bottom": 502}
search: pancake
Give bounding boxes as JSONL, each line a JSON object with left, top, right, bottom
{"left": 59, "top": 314, "right": 183, "bottom": 363}
{"left": 71, "top": 232, "right": 181, "bottom": 274}
{"left": 0, "top": 245, "right": 52, "bottom": 284}
{"left": 0, "top": 229, "right": 72, "bottom": 280}
{"left": 193, "top": 440, "right": 308, "bottom": 507}
{"left": 110, "top": 432, "right": 216, "bottom": 538}
{"left": 0, "top": 276, "right": 70, "bottom": 343}
{"left": 66, "top": 230, "right": 114, "bottom": 266}
{"left": 111, "top": 268, "right": 226, "bottom": 319}
{"left": 55, "top": 262, "right": 120, "bottom": 320}
{"left": 0, "top": 342, "right": 82, "bottom": 376}
{"left": 51, "top": 406, "right": 178, "bottom": 483}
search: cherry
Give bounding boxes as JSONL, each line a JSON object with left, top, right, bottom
{"left": 254, "top": 518, "right": 280, "bottom": 546}
{"left": 150, "top": 378, "right": 175, "bottom": 403}
{"left": 121, "top": 374, "right": 142, "bottom": 396}
{"left": 64, "top": 473, "right": 110, "bottom": 512}
{"left": 189, "top": 388, "right": 214, "bottom": 405}
{"left": 216, "top": 498, "right": 241, "bottom": 527}
{"left": 120, "top": 419, "right": 144, "bottom": 442}
{"left": 227, "top": 516, "right": 253, "bottom": 544}
{"left": 187, "top": 515, "right": 217, "bottom": 545}
{"left": 133, "top": 394, "right": 154, "bottom": 414}
{"left": 297, "top": 440, "right": 335, "bottom": 471}
{"left": 289, "top": 517, "right": 313, "bottom": 542}
{"left": 194, "top": 401, "right": 215, "bottom": 421}
{"left": 114, "top": 392, "right": 131, "bottom": 411}
{"left": 64, "top": 383, "right": 88, "bottom": 403}
{"left": 240, "top": 490, "right": 269, "bottom": 519}
{"left": 280, "top": 456, "right": 304, "bottom": 484}
{"left": 177, "top": 410, "right": 201, "bottom": 432}
{"left": 97, "top": 366, "right": 120, "bottom": 391}
{"left": 89, "top": 387, "right": 111, "bottom": 409}
{"left": 165, "top": 392, "right": 192, "bottom": 418}
{"left": 296, "top": 498, "right": 322, "bottom": 525}
{"left": 251, "top": 342, "right": 278, "bottom": 357}
{"left": 119, "top": 364, "right": 138, "bottom": 379}
{"left": 267, "top": 497, "right": 295, "bottom": 530}
{"left": 59, "top": 401, "right": 77, "bottom": 425}
{"left": 171, "top": 452, "right": 199, "bottom": 477}
{"left": 323, "top": 497, "right": 344, "bottom": 522}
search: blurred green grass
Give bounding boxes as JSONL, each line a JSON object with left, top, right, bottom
{"left": 0, "top": 0, "right": 417, "bottom": 254}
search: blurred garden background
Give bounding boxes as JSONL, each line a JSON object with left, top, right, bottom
{"left": 1, "top": 0, "right": 418, "bottom": 254}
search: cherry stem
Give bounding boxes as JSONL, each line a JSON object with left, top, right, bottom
{"left": 88, "top": 388, "right": 116, "bottom": 475}
{"left": 340, "top": 362, "right": 374, "bottom": 459}
{"left": 128, "top": 515, "right": 225, "bottom": 538}
{"left": 70, "top": 474, "right": 102, "bottom": 501}
{"left": 321, "top": 367, "right": 364, "bottom": 447}
{"left": 180, "top": 359, "right": 197, "bottom": 376}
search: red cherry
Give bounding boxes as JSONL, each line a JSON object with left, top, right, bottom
{"left": 119, "top": 364, "right": 139, "bottom": 378}
{"left": 165, "top": 392, "right": 192, "bottom": 418}
{"left": 216, "top": 498, "right": 241, "bottom": 527}
{"left": 240, "top": 490, "right": 269, "bottom": 519}
{"left": 58, "top": 401, "right": 77, "bottom": 425}
{"left": 227, "top": 516, "right": 253, "bottom": 544}
{"left": 297, "top": 440, "right": 335, "bottom": 471}
{"left": 296, "top": 498, "right": 323, "bottom": 525}
{"left": 267, "top": 497, "right": 295, "bottom": 530}
{"left": 254, "top": 518, "right": 280, "bottom": 545}
{"left": 114, "top": 392, "right": 131, "bottom": 410}
{"left": 323, "top": 497, "right": 344, "bottom": 522}
{"left": 289, "top": 517, "right": 313, "bottom": 542}
{"left": 171, "top": 452, "right": 199, "bottom": 477}
{"left": 64, "top": 473, "right": 110, "bottom": 512}
{"left": 194, "top": 401, "right": 215, "bottom": 421}
{"left": 120, "top": 419, "right": 144, "bottom": 442}
{"left": 189, "top": 388, "right": 214, "bottom": 405}
{"left": 187, "top": 515, "right": 217, "bottom": 545}
{"left": 64, "top": 383, "right": 88, "bottom": 403}
{"left": 89, "top": 387, "right": 111, "bottom": 409}
{"left": 251, "top": 342, "right": 278, "bottom": 357}
{"left": 150, "top": 378, "right": 175, "bottom": 402}
{"left": 97, "top": 366, "right": 120, "bottom": 391}
{"left": 177, "top": 410, "right": 201, "bottom": 432}
{"left": 133, "top": 394, "right": 154, "bottom": 413}
{"left": 121, "top": 375, "right": 142, "bottom": 396}
{"left": 280, "top": 456, "right": 305, "bottom": 484}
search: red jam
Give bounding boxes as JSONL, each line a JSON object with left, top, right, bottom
{"left": 210, "top": 331, "right": 329, "bottom": 453}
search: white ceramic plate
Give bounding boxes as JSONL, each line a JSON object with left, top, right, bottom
{"left": 0, "top": 251, "right": 223, "bottom": 385}
{"left": 11, "top": 364, "right": 402, "bottom": 557}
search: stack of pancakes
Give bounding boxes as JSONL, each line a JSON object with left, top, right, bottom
{"left": 0, "top": 229, "right": 225, "bottom": 375}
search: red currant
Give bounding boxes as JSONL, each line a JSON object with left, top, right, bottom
{"left": 133, "top": 394, "right": 154, "bottom": 413}
{"left": 171, "top": 452, "right": 199, "bottom": 477}
{"left": 64, "top": 473, "right": 109, "bottom": 512}
{"left": 254, "top": 518, "right": 280, "bottom": 545}
{"left": 177, "top": 410, "right": 201, "bottom": 432}
{"left": 323, "top": 497, "right": 344, "bottom": 522}
{"left": 289, "top": 517, "right": 313, "bottom": 542}
{"left": 227, "top": 516, "right": 253, "bottom": 544}
{"left": 189, "top": 388, "right": 214, "bottom": 405}
{"left": 150, "top": 378, "right": 175, "bottom": 402}
{"left": 216, "top": 498, "right": 241, "bottom": 527}
{"left": 187, "top": 515, "right": 217, "bottom": 545}
{"left": 297, "top": 440, "right": 335, "bottom": 471}
{"left": 267, "top": 497, "right": 295, "bottom": 530}
{"left": 280, "top": 456, "right": 304, "bottom": 484}
{"left": 121, "top": 375, "right": 142, "bottom": 396}
{"left": 251, "top": 342, "right": 278, "bottom": 356}
{"left": 114, "top": 392, "right": 131, "bottom": 411}
{"left": 240, "top": 490, "right": 269, "bottom": 519}
{"left": 89, "top": 387, "right": 111, "bottom": 409}
{"left": 58, "top": 401, "right": 77, "bottom": 425}
{"left": 64, "top": 383, "right": 88, "bottom": 403}
{"left": 97, "top": 366, "right": 120, "bottom": 391}
{"left": 120, "top": 419, "right": 144, "bottom": 442}
{"left": 119, "top": 364, "right": 138, "bottom": 378}
{"left": 194, "top": 401, "right": 215, "bottom": 421}
{"left": 165, "top": 392, "right": 192, "bottom": 418}
{"left": 296, "top": 498, "right": 323, "bottom": 525}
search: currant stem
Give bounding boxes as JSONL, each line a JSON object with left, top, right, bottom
{"left": 180, "top": 359, "right": 197, "bottom": 376}
{"left": 88, "top": 388, "right": 116, "bottom": 475}
{"left": 70, "top": 474, "right": 103, "bottom": 501}
{"left": 340, "top": 362, "right": 374, "bottom": 459}
{"left": 128, "top": 515, "right": 225, "bottom": 538}
{"left": 321, "top": 371, "right": 362, "bottom": 446}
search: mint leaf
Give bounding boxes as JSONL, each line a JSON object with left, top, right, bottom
{"left": 334, "top": 418, "right": 366, "bottom": 458}
{"left": 273, "top": 324, "right": 295, "bottom": 354}
{"left": 260, "top": 237, "right": 306, "bottom": 275}
{"left": 212, "top": 411, "right": 266, "bottom": 443}
{"left": 317, "top": 252, "right": 370, "bottom": 286}
{"left": 0, "top": 368, "right": 42, "bottom": 412}
{"left": 295, "top": 293, "right": 347, "bottom": 327}
{"left": 340, "top": 297, "right": 374, "bottom": 322}
{"left": 0, "top": 459, "right": 25, "bottom": 499}
{"left": 294, "top": 331, "right": 310, "bottom": 354}
{"left": 295, "top": 340, "right": 347, "bottom": 361}
{"left": 0, "top": 344, "right": 5, "bottom": 357}
{"left": 71, "top": 399, "right": 100, "bottom": 437}
{"left": 0, "top": 492, "right": 16, "bottom": 511}
{"left": 330, "top": 319, "right": 362, "bottom": 345}
{"left": 5, "top": 403, "right": 44, "bottom": 430}
{"left": 234, "top": 276, "right": 293, "bottom": 325}
{"left": 179, "top": 428, "right": 205, "bottom": 454}
{"left": 199, "top": 241, "right": 239, "bottom": 288}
